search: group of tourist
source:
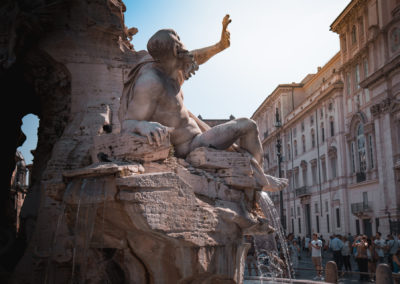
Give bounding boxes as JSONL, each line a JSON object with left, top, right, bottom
{"left": 287, "top": 232, "right": 400, "bottom": 281}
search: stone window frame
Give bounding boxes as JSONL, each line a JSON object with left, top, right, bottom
{"left": 310, "top": 158, "right": 317, "bottom": 185}
{"left": 311, "top": 128, "right": 316, "bottom": 148}
{"left": 328, "top": 146, "right": 338, "bottom": 179}
{"left": 346, "top": 112, "right": 375, "bottom": 175}
{"left": 351, "top": 25, "right": 357, "bottom": 44}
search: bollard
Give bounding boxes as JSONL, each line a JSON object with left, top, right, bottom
{"left": 325, "top": 261, "right": 338, "bottom": 283}
{"left": 376, "top": 263, "right": 393, "bottom": 284}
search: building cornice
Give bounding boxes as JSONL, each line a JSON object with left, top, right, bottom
{"left": 251, "top": 83, "right": 303, "bottom": 119}
{"left": 330, "top": 0, "right": 366, "bottom": 34}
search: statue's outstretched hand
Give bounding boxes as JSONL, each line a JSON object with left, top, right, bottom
{"left": 136, "top": 121, "right": 173, "bottom": 146}
{"left": 219, "top": 14, "right": 231, "bottom": 50}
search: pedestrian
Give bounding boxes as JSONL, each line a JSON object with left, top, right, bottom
{"left": 341, "top": 236, "right": 352, "bottom": 274}
{"left": 393, "top": 249, "right": 400, "bottom": 273}
{"left": 387, "top": 234, "right": 399, "bottom": 271}
{"left": 367, "top": 238, "right": 378, "bottom": 281}
{"left": 374, "top": 232, "right": 386, "bottom": 263}
{"left": 290, "top": 240, "right": 301, "bottom": 277}
{"left": 310, "top": 233, "right": 324, "bottom": 281}
{"left": 353, "top": 235, "right": 369, "bottom": 281}
{"left": 305, "top": 235, "right": 310, "bottom": 256}
{"left": 330, "top": 234, "right": 344, "bottom": 273}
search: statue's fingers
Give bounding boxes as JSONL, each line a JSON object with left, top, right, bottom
{"left": 146, "top": 134, "right": 153, "bottom": 145}
{"left": 152, "top": 130, "right": 161, "bottom": 146}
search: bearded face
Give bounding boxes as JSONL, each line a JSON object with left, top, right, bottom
{"left": 175, "top": 44, "right": 199, "bottom": 80}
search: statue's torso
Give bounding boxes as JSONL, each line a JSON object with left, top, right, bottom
{"left": 137, "top": 63, "right": 202, "bottom": 157}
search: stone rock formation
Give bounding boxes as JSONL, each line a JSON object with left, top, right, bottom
{"left": 1, "top": 1, "right": 278, "bottom": 283}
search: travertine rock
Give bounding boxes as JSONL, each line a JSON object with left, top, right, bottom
{"left": 92, "top": 132, "right": 171, "bottom": 162}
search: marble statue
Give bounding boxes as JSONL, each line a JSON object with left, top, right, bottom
{"left": 118, "top": 15, "right": 288, "bottom": 192}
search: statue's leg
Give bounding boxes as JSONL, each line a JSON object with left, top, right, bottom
{"left": 190, "top": 118, "right": 264, "bottom": 165}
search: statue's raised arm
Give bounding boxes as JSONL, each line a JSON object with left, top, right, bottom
{"left": 191, "top": 14, "right": 231, "bottom": 65}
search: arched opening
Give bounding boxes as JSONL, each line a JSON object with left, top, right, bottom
{"left": 0, "top": 49, "right": 71, "bottom": 273}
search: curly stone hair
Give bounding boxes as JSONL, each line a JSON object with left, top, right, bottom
{"left": 147, "top": 29, "right": 179, "bottom": 61}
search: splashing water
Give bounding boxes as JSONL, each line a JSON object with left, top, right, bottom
{"left": 255, "top": 191, "right": 292, "bottom": 280}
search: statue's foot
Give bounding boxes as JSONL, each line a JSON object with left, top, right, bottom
{"left": 262, "top": 175, "right": 288, "bottom": 192}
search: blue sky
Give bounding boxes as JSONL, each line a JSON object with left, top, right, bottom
{"left": 18, "top": 0, "right": 350, "bottom": 164}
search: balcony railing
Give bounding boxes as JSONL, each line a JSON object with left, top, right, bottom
{"left": 295, "top": 186, "right": 310, "bottom": 197}
{"left": 351, "top": 202, "right": 372, "bottom": 215}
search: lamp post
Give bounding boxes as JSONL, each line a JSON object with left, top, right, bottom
{"left": 275, "top": 108, "right": 284, "bottom": 229}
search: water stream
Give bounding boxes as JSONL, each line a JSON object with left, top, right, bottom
{"left": 253, "top": 191, "right": 293, "bottom": 281}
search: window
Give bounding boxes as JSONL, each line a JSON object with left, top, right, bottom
{"left": 363, "top": 192, "right": 368, "bottom": 206}
{"left": 291, "top": 207, "right": 294, "bottom": 217}
{"left": 327, "top": 214, "right": 330, "bottom": 233}
{"left": 311, "top": 164, "right": 317, "bottom": 185}
{"left": 315, "top": 203, "right": 319, "bottom": 213}
{"left": 322, "top": 159, "right": 327, "bottom": 182}
{"left": 320, "top": 108, "right": 324, "bottom": 118}
{"left": 355, "top": 64, "right": 360, "bottom": 89}
{"left": 302, "top": 168, "right": 307, "bottom": 186}
{"left": 359, "top": 17, "right": 364, "bottom": 37}
{"left": 363, "top": 58, "right": 369, "bottom": 78}
{"left": 294, "top": 171, "right": 299, "bottom": 189}
{"left": 348, "top": 98, "right": 352, "bottom": 113}
{"left": 336, "top": 208, "right": 341, "bottom": 228}
{"left": 294, "top": 140, "right": 298, "bottom": 156}
{"left": 311, "top": 129, "right": 315, "bottom": 148}
{"left": 346, "top": 72, "right": 351, "bottom": 95}
{"left": 330, "top": 117, "right": 335, "bottom": 137}
{"left": 316, "top": 215, "right": 320, "bottom": 233}
{"left": 369, "top": 134, "right": 374, "bottom": 169}
{"left": 302, "top": 135, "right": 306, "bottom": 153}
{"left": 310, "top": 115, "right": 314, "bottom": 125}
{"left": 293, "top": 127, "right": 297, "bottom": 137}
{"left": 291, "top": 218, "right": 294, "bottom": 233}
{"left": 351, "top": 142, "right": 356, "bottom": 173}
{"left": 325, "top": 200, "right": 329, "bottom": 212}
{"left": 287, "top": 144, "right": 291, "bottom": 160}
{"left": 321, "top": 122, "right": 325, "bottom": 142}
{"left": 297, "top": 206, "right": 300, "bottom": 216}
{"left": 298, "top": 218, "right": 301, "bottom": 234}
{"left": 301, "top": 122, "right": 305, "bottom": 132}
{"left": 341, "top": 34, "right": 347, "bottom": 52}
{"left": 357, "top": 123, "right": 367, "bottom": 173}
{"left": 331, "top": 156, "right": 337, "bottom": 178}
{"left": 351, "top": 25, "right": 357, "bottom": 44}
{"left": 328, "top": 103, "right": 333, "bottom": 111}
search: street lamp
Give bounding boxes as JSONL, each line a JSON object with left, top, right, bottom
{"left": 275, "top": 108, "right": 284, "bottom": 229}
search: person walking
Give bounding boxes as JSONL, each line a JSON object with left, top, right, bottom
{"left": 341, "top": 236, "right": 352, "bottom": 274}
{"left": 310, "top": 233, "right": 323, "bottom": 280}
{"left": 330, "top": 234, "right": 344, "bottom": 273}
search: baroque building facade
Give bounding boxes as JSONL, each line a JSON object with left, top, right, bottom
{"left": 252, "top": 0, "right": 400, "bottom": 238}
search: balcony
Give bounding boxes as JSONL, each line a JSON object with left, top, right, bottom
{"left": 351, "top": 202, "right": 372, "bottom": 215}
{"left": 356, "top": 172, "right": 366, "bottom": 183}
{"left": 295, "top": 186, "right": 310, "bottom": 197}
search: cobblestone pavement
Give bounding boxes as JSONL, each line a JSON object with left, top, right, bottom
{"left": 244, "top": 250, "right": 378, "bottom": 283}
